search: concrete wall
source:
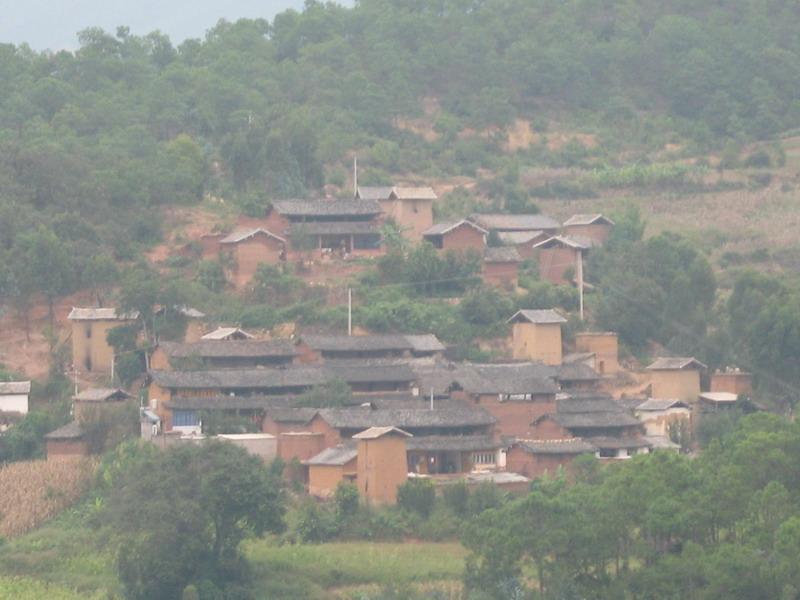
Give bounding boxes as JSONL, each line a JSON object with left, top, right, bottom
{"left": 476, "top": 395, "right": 556, "bottom": 439}
{"left": 357, "top": 435, "right": 408, "bottom": 505}
{"left": 0, "top": 394, "right": 28, "bottom": 414}
{"left": 563, "top": 223, "right": 612, "bottom": 246}
{"left": 308, "top": 460, "right": 357, "bottom": 498}
{"left": 537, "top": 246, "right": 579, "bottom": 285}
{"left": 650, "top": 370, "right": 701, "bottom": 402}
{"left": 575, "top": 333, "right": 619, "bottom": 375}
{"left": 218, "top": 433, "right": 277, "bottom": 461}
{"left": 511, "top": 322, "right": 563, "bottom": 365}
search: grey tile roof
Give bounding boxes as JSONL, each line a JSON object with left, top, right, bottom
{"left": 533, "top": 235, "right": 590, "bottom": 251}
{"left": 167, "top": 395, "right": 296, "bottom": 411}
{"left": 557, "top": 395, "right": 621, "bottom": 414}
{"left": 353, "top": 426, "right": 413, "bottom": 439}
{"left": 272, "top": 199, "right": 382, "bottom": 217}
{"left": 356, "top": 186, "right": 394, "bottom": 201}
{"left": 44, "top": 421, "right": 84, "bottom": 440}
{"left": 289, "top": 221, "right": 381, "bottom": 236}
{"left": 391, "top": 187, "right": 437, "bottom": 201}
{"left": 149, "top": 363, "right": 415, "bottom": 390}
{"left": 563, "top": 352, "right": 596, "bottom": 364}
{"left": 469, "top": 213, "right": 561, "bottom": 232}
{"left": 158, "top": 340, "right": 298, "bottom": 359}
{"left": 553, "top": 411, "right": 642, "bottom": 429}
{"left": 516, "top": 438, "right": 597, "bottom": 454}
{"left": 636, "top": 398, "right": 691, "bottom": 411}
{"left": 318, "top": 402, "right": 496, "bottom": 430}
{"left": 73, "top": 388, "right": 133, "bottom": 402}
{"left": 220, "top": 228, "right": 286, "bottom": 244}
{"left": 498, "top": 231, "right": 546, "bottom": 245}
{"left": 556, "top": 362, "right": 600, "bottom": 382}
{"left": 68, "top": 307, "right": 139, "bottom": 321}
{"left": 304, "top": 443, "right": 358, "bottom": 466}
{"left": 0, "top": 381, "right": 31, "bottom": 394}
{"left": 563, "top": 214, "right": 615, "bottom": 226}
{"left": 647, "top": 357, "right": 708, "bottom": 371}
{"left": 422, "top": 220, "right": 487, "bottom": 236}
{"left": 301, "top": 334, "right": 444, "bottom": 353}
{"left": 484, "top": 246, "right": 521, "bottom": 263}
{"left": 201, "top": 327, "right": 255, "bottom": 340}
{"left": 410, "top": 361, "right": 559, "bottom": 396}
{"left": 586, "top": 436, "right": 650, "bottom": 450}
{"left": 267, "top": 407, "right": 320, "bottom": 423}
{"left": 507, "top": 309, "right": 567, "bottom": 324}
{"left": 403, "top": 335, "right": 446, "bottom": 353}
{"left": 406, "top": 435, "right": 500, "bottom": 452}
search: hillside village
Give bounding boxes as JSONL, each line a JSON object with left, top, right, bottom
{"left": 1, "top": 187, "right": 760, "bottom": 508}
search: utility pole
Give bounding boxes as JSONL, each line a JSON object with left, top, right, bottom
{"left": 577, "top": 250, "right": 585, "bottom": 321}
{"left": 430, "top": 387, "right": 434, "bottom": 410}
{"left": 353, "top": 156, "right": 358, "bottom": 197}
{"left": 347, "top": 287, "right": 352, "bottom": 336}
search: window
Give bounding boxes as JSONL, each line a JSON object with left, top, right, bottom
{"left": 473, "top": 452, "right": 495, "bottom": 465}
{"left": 173, "top": 410, "right": 198, "bottom": 427}
{"left": 85, "top": 325, "right": 92, "bottom": 339}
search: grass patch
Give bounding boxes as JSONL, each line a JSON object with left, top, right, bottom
{"left": 244, "top": 539, "right": 468, "bottom": 600}
{"left": 0, "top": 576, "right": 104, "bottom": 600}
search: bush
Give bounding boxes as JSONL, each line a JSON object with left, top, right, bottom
{"left": 335, "top": 481, "right": 359, "bottom": 519}
{"left": 743, "top": 149, "right": 771, "bottom": 168}
{"left": 442, "top": 481, "right": 469, "bottom": 517}
{"left": 397, "top": 479, "right": 436, "bottom": 519}
{"left": 467, "top": 483, "right": 504, "bottom": 515}
{"left": 294, "top": 499, "right": 339, "bottom": 543}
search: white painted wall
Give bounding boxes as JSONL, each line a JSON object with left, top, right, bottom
{"left": 0, "top": 394, "right": 29, "bottom": 414}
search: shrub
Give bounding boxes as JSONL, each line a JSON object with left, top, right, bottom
{"left": 397, "top": 479, "right": 436, "bottom": 519}
{"left": 294, "top": 499, "right": 338, "bottom": 543}
{"left": 335, "top": 481, "right": 359, "bottom": 519}
{"left": 743, "top": 149, "right": 771, "bottom": 168}
{"left": 442, "top": 481, "right": 469, "bottom": 517}
{"left": 466, "top": 482, "right": 504, "bottom": 515}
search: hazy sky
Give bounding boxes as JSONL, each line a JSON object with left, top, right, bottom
{"left": 0, "top": 0, "right": 350, "bottom": 51}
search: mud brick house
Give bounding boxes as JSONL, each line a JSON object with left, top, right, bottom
{"left": 151, "top": 339, "right": 298, "bottom": 370}
{"left": 72, "top": 387, "right": 134, "bottom": 420}
{"left": 219, "top": 228, "right": 287, "bottom": 289}
{"left": 305, "top": 444, "right": 358, "bottom": 498}
{"left": 531, "top": 393, "right": 648, "bottom": 459}
{"left": 355, "top": 426, "right": 411, "bottom": 505}
{"left": 482, "top": 246, "right": 522, "bottom": 288}
{"left": 498, "top": 230, "right": 550, "bottom": 260}
{"left": 647, "top": 357, "right": 707, "bottom": 403}
{"left": 634, "top": 398, "right": 691, "bottom": 437}
{"left": 710, "top": 368, "right": 753, "bottom": 396}
{"left": 296, "top": 334, "right": 445, "bottom": 362}
{"left": 201, "top": 327, "right": 254, "bottom": 341}
{"left": 45, "top": 421, "right": 89, "bottom": 460}
{"left": 508, "top": 309, "right": 567, "bottom": 365}
{"left": 68, "top": 307, "right": 139, "bottom": 374}
{"left": 422, "top": 220, "right": 487, "bottom": 252}
{"left": 0, "top": 381, "right": 30, "bottom": 415}
{"left": 562, "top": 214, "right": 615, "bottom": 246}
{"left": 532, "top": 235, "right": 589, "bottom": 285}
{"left": 265, "top": 199, "right": 385, "bottom": 256}
{"left": 357, "top": 186, "right": 437, "bottom": 242}
{"left": 575, "top": 332, "right": 619, "bottom": 375}
{"left": 506, "top": 438, "right": 597, "bottom": 479}
{"left": 469, "top": 213, "right": 561, "bottom": 238}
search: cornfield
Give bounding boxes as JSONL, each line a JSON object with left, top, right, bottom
{"left": 0, "top": 458, "right": 97, "bottom": 538}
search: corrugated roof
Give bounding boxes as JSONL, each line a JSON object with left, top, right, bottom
{"left": 68, "top": 307, "right": 139, "bottom": 321}
{"left": 159, "top": 340, "right": 298, "bottom": 359}
{"left": 484, "top": 246, "right": 521, "bottom": 263}
{"left": 647, "top": 357, "right": 707, "bottom": 371}
{"left": 507, "top": 309, "right": 567, "bottom": 324}
{"left": 636, "top": 398, "right": 690, "bottom": 411}
{"left": 304, "top": 444, "right": 358, "bottom": 466}
{"left": 469, "top": 213, "right": 560, "bottom": 232}
{"left": 0, "top": 381, "right": 31, "bottom": 394}
{"left": 289, "top": 221, "right": 381, "bottom": 236}
{"left": 563, "top": 214, "right": 615, "bottom": 226}
{"left": 533, "top": 235, "right": 590, "bottom": 251}
{"left": 220, "top": 228, "right": 286, "bottom": 244}
{"left": 272, "top": 199, "right": 382, "bottom": 217}
{"left": 356, "top": 186, "right": 394, "bottom": 201}
{"left": 422, "top": 220, "right": 488, "bottom": 236}
{"left": 73, "top": 388, "right": 132, "bottom": 402}
{"left": 391, "top": 187, "right": 437, "bottom": 201}
{"left": 201, "top": 327, "right": 255, "bottom": 341}
{"left": 44, "top": 421, "right": 84, "bottom": 440}
{"left": 699, "top": 392, "right": 738, "bottom": 403}
{"left": 353, "top": 426, "right": 412, "bottom": 439}
{"left": 517, "top": 438, "right": 597, "bottom": 454}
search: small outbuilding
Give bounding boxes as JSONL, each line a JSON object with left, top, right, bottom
{"left": 508, "top": 309, "right": 567, "bottom": 365}
{"left": 305, "top": 443, "right": 358, "bottom": 498}
{"left": 532, "top": 236, "right": 589, "bottom": 285}
{"left": 355, "top": 426, "right": 411, "bottom": 505}
{"left": 0, "top": 381, "right": 30, "bottom": 415}
{"left": 482, "top": 246, "right": 521, "bottom": 288}
{"left": 45, "top": 421, "right": 89, "bottom": 460}
{"left": 422, "top": 220, "right": 487, "bottom": 252}
{"left": 647, "top": 357, "right": 707, "bottom": 403}
{"left": 562, "top": 214, "right": 615, "bottom": 246}
{"left": 219, "top": 228, "right": 287, "bottom": 289}
{"left": 635, "top": 398, "right": 691, "bottom": 437}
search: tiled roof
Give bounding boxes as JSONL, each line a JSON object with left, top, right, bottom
{"left": 553, "top": 411, "right": 641, "bottom": 429}
{"left": 406, "top": 435, "right": 500, "bottom": 452}
{"left": 158, "top": 340, "right": 298, "bottom": 359}
{"left": 167, "top": 395, "right": 296, "bottom": 411}
{"left": 301, "top": 334, "right": 444, "bottom": 353}
{"left": 304, "top": 443, "right": 358, "bottom": 466}
{"left": 44, "top": 421, "right": 84, "bottom": 440}
{"left": 410, "top": 361, "right": 559, "bottom": 396}
{"left": 556, "top": 362, "right": 600, "bottom": 382}
{"left": 73, "top": 388, "right": 133, "bottom": 402}
{"left": 699, "top": 392, "right": 738, "bottom": 403}
{"left": 391, "top": 187, "right": 437, "bottom": 200}
{"left": 201, "top": 327, "right": 255, "bottom": 340}
{"left": 586, "top": 435, "right": 650, "bottom": 450}
{"left": 507, "top": 309, "right": 567, "bottom": 324}
{"left": 557, "top": 395, "right": 621, "bottom": 414}
{"left": 356, "top": 186, "right": 394, "bottom": 201}
{"left": 318, "top": 402, "right": 496, "bottom": 430}
{"left": 422, "top": 220, "right": 488, "bottom": 236}
{"left": 533, "top": 235, "right": 590, "bottom": 251}
{"left": 484, "top": 246, "right": 521, "bottom": 263}
{"left": 647, "top": 357, "right": 707, "bottom": 371}
{"left": 469, "top": 213, "right": 561, "bottom": 232}
{"left": 68, "top": 307, "right": 139, "bottom": 321}
{"left": 498, "top": 231, "right": 546, "bottom": 245}
{"left": 289, "top": 221, "right": 381, "bottom": 236}
{"left": 220, "top": 228, "right": 286, "bottom": 244}
{"left": 352, "top": 426, "right": 413, "bottom": 439}
{"left": 563, "top": 214, "right": 615, "bottom": 226}
{"left": 0, "top": 381, "right": 31, "bottom": 394}
{"left": 516, "top": 438, "right": 597, "bottom": 454}
{"left": 272, "top": 199, "right": 382, "bottom": 217}
{"left": 636, "top": 398, "right": 690, "bottom": 411}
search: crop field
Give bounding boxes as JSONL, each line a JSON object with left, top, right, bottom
{"left": 0, "top": 458, "right": 96, "bottom": 538}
